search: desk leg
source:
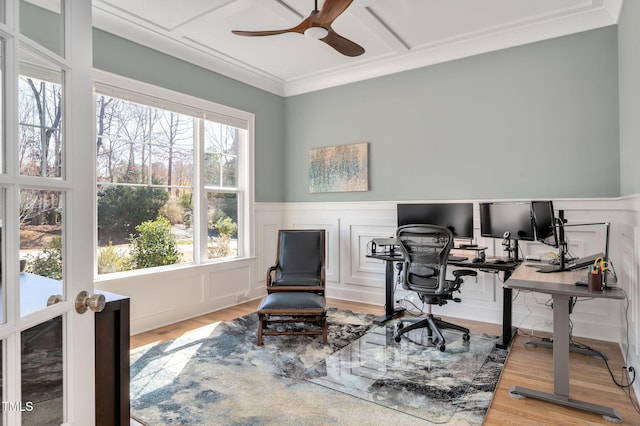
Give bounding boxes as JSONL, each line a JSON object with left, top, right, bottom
{"left": 374, "top": 260, "right": 397, "bottom": 325}
{"left": 496, "top": 275, "right": 516, "bottom": 349}
{"left": 509, "top": 294, "right": 623, "bottom": 422}
{"left": 553, "top": 294, "right": 570, "bottom": 397}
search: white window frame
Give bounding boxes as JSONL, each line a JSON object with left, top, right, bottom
{"left": 92, "top": 69, "right": 255, "bottom": 275}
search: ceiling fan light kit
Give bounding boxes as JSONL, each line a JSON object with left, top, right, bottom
{"left": 232, "top": 0, "right": 365, "bottom": 57}
{"left": 304, "top": 26, "right": 329, "bottom": 40}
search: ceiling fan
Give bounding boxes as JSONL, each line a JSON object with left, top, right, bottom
{"left": 232, "top": 0, "right": 365, "bottom": 57}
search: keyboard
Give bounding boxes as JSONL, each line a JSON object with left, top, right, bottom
{"left": 448, "top": 255, "right": 468, "bottom": 262}
{"left": 568, "top": 252, "right": 605, "bottom": 270}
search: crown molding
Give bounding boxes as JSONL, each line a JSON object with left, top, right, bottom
{"left": 93, "top": 0, "right": 623, "bottom": 98}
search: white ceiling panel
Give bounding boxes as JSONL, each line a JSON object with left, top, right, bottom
{"left": 100, "top": 0, "right": 233, "bottom": 31}
{"left": 367, "top": 0, "right": 594, "bottom": 49}
{"left": 92, "top": 0, "right": 623, "bottom": 96}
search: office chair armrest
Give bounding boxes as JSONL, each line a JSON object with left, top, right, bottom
{"left": 452, "top": 269, "right": 478, "bottom": 278}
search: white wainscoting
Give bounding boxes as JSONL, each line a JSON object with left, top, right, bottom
{"left": 265, "top": 198, "right": 637, "bottom": 346}
{"left": 95, "top": 196, "right": 640, "bottom": 360}
{"left": 95, "top": 259, "right": 259, "bottom": 335}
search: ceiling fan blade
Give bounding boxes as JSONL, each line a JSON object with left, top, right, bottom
{"left": 232, "top": 29, "right": 293, "bottom": 37}
{"left": 314, "top": 0, "right": 354, "bottom": 26}
{"left": 321, "top": 29, "right": 364, "bottom": 57}
{"left": 232, "top": 17, "right": 310, "bottom": 37}
{"left": 232, "top": 1, "right": 364, "bottom": 57}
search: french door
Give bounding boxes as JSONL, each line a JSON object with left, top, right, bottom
{"left": 0, "top": 1, "right": 95, "bottom": 424}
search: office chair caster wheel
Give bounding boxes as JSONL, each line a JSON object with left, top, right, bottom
{"left": 394, "top": 335, "right": 402, "bottom": 342}
{"left": 438, "top": 344, "right": 446, "bottom": 352}
{"left": 463, "top": 333, "right": 470, "bottom": 342}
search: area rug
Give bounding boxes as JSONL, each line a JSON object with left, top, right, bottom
{"left": 130, "top": 309, "right": 507, "bottom": 425}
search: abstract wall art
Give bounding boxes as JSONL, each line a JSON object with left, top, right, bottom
{"left": 308, "top": 142, "right": 368, "bottom": 193}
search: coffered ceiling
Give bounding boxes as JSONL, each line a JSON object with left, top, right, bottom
{"left": 92, "top": 0, "right": 623, "bottom": 96}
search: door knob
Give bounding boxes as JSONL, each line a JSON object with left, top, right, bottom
{"left": 47, "top": 294, "right": 63, "bottom": 306}
{"left": 75, "top": 291, "right": 106, "bottom": 314}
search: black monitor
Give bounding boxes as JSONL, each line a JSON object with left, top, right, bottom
{"left": 532, "top": 200, "right": 558, "bottom": 247}
{"left": 479, "top": 202, "right": 534, "bottom": 241}
{"left": 397, "top": 203, "right": 474, "bottom": 239}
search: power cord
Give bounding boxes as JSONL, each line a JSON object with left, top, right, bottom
{"left": 568, "top": 338, "right": 640, "bottom": 414}
{"left": 396, "top": 296, "right": 425, "bottom": 316}
{"left": 568, "top": 288, "right": 640, "bottom": 414}
{"left": 515, "top": 283, "right": 638, "bottom": 413}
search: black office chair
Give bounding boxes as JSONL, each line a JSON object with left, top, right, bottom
{"left": 393, "top": 224, "right": 477, "bottom": 351}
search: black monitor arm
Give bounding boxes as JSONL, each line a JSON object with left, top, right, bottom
{"left": 555, "top": 209, "right": 611, "bottom": 283}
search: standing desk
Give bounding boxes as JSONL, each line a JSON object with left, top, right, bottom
{"left": 367, "top": 251, "right": 518, "bottom": 349}
{"left": 366, "top": 252, "right": 404, "bottom": 325}
{"left": 505, "top": 263, "right": 624, "bottom": 422}
{"left": 448, "top": 257, "right": 518, "bottom": 349}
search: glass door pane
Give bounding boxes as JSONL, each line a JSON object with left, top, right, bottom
{"left": 19, "top": 189, "right": 64, "bottom": 316}
{"left": 20, "top": 0, "right": 63, "bottom": 57}
{"left": 21, "top": 315, "right": 63, "bottom": 424}
{"left": 0, "top": 38, "right": 4, "bottom": 173}
{"left": 0, "top": 189, "right": 4, "bottom": 325}
{"left": 19, "top": 47, "right": 64, "bottom": 179}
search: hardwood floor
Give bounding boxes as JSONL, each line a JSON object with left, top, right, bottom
{"left": 131, "top": 299, "right": 640, "bottom": 424}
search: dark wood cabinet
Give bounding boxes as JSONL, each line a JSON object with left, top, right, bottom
{"left": 95, "top": 291, "right": 130, "bottom": 426}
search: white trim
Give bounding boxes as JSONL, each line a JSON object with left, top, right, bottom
{"left": 93, "top": 69, "right": 251, "bottom": 129}
{"left": 92, "top": 0, "right": 623, "bottom": 97}
{"left": 92, "top": 69, "right": 255, "bottom": 276}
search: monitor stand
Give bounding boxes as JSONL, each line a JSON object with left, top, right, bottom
{"left": 536, "top": 210, "right": 571, "bottom": 273}
{"left": 502, "top": 237, "right": 518, "bottom": 262}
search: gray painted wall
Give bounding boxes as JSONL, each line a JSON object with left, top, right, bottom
{"left": 285, "top": 27, "right": 620, "bottom": 202}
{"left": 92, "top": 24, "right": 625, "bottom": 203}
{"left": 618, "top": 0, "right": 640, "bottom": 196}
{"left": 92, "top": 29, "right": 287, "bottom": 202}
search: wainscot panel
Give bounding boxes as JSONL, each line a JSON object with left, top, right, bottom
{"left": 255, "top": 199, "right": 633, "bottom": 343}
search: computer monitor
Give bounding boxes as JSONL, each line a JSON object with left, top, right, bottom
{"left": 479, "top": 202, "right": 534, "bottom": 241}
{"left": 397, "top": 203, "right": 474, "bottom": 239}
{"left": 532, "top": 200, "right": 558, "bottom": 247}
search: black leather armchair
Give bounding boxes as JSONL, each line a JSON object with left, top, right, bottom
{"left": 393, "top": 224, "right": 477, "bottom": 351}
{"left": 266, "top": 229, "right": 325, "bottom": 295}
{"left": 257, "top": 229, "right": 327, "bottom": 345}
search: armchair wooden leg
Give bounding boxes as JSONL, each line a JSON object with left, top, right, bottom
{"left": 256, "top": 293, "right": 327, "bottom": 345}
{"left": 322, "top": 313, "right": 328, "bottom": 344}
{"left": 257, "top": 313, "right": 264, "bottom": 346}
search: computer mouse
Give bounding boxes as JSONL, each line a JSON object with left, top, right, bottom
{"left": 471, "top": 257, "right": 483, "bottom": 263}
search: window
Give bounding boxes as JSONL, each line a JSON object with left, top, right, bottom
{"left": 94, "top": 74, "right": 253, "bottom": 275}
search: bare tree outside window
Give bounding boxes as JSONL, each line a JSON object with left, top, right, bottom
{"left": 19, "top": 76, "right": 63, "bottom": 178}
{"left": 95, "top": 91, "right": 244, "bottom": 274}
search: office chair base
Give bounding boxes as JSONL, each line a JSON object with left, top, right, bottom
{"left": 394, "top": 314, "right": 470, "bottom": 351}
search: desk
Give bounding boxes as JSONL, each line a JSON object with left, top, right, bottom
{"left": 505, "top": 264, "right": 624, "bottom": 422}
{"left": 449, "top": 258, "right": 518, "bottom": 349}
{"left": 368, "top": 252, "right": 519, "bottom": 349}
{"left": 366, "top": 252, "right": 404, "bottom": 324}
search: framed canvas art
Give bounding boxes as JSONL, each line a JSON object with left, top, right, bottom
{"left": 309, "top": 142, "right": 368, "bottom": 193}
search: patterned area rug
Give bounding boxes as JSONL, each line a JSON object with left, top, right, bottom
{"left": 130, "top": 309, "right": 507, "bottom": 425}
